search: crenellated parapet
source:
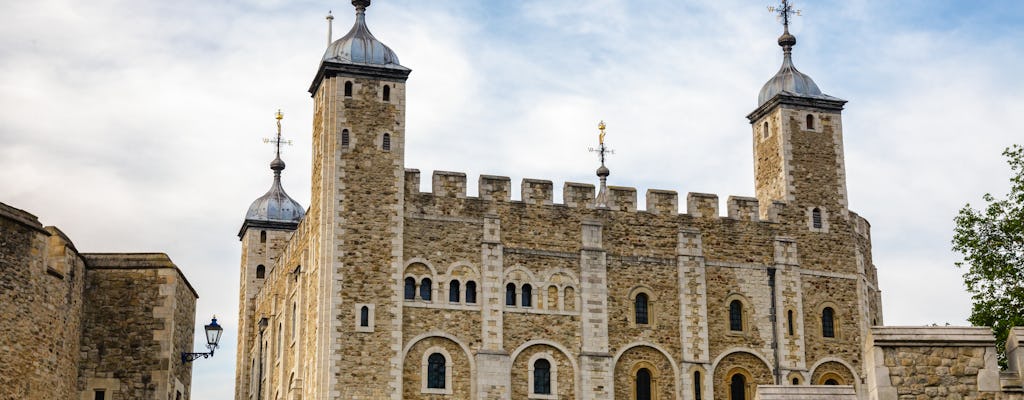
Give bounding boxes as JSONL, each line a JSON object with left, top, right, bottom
{"left": 402, "top": 169, "right": 802, "bottom": 224}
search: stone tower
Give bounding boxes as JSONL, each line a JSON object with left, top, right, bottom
{"left": 747, "top": 23, "right": 848, "bottom": 221}
{"left": 308, "top": 0, "right": 410, "bottom": 397}
{"left": 235, "top": 116, "right": 306, "bottom": 400}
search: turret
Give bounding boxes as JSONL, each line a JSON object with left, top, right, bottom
{"left": 747, "top": 5, "right": 849, "bottom": 221}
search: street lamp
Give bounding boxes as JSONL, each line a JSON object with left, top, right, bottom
{"left": 182, "top": 316, "right": 224, "bottom": 364}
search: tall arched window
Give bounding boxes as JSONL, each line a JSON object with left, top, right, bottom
{"left": 341, "top": 129, "right": 350, "bottom": 148}
{"left": 533, "top": 359, "right": 551, "bottom": 395}
{"left": 730, "top": 373, "right": 747, "bottom": 400}
{"left": 448, "top": 280, "right": 460, "bottom": 303}
{"left": 729, "top": 300, "right": 744, "bottom": 331}
{"left": 427, "top": 353, "right": 445, "bottom": 389}
{"left": 465, "top": 281, "right": 477, "bottom": 304}
{"left": 822, "top": 307, "right": 836, "bottom": 338}
{"left": 256, "top": 264, "right": 266, "bottom": 279}
{"left": 812, "top": 208, "right": 823, "bottom": 229}
{"left": 292, "top": 302, "right": 297, "bottom": 336}
{"left": 787, "top": 309, "right": 795, "bottom": 336}
{"left": 521, "top": 284, "right": 533, "bottom": 307}
{"left": 762, "top": 121, "right": 769, "bottom": 138}
{"left": 694, "top": 371, "right": 702, "bottom": 400}
{"left": 382, "top": 85, "right": 391, "bottom": 102}
{"left": 404, "top": 277, "right": 416, "bottom": 300}
{"left": 635, "top": 293, "right": 649, "bottom": 325}
{"left": 359, "top": 306, "right": 369, "bottom": 327}
{"left": 419, "top": 278, "right": 432, "bottom": 301}
{"left": 636, "top": 368, "right": 652, "bottom": 400}
{"left": 806, "top": 114, "right": 815, "bottom": 130}
{"left": 344, "top": 81, "right": 353, "bottom": 97}
{"left": 506, "top": 283, "right": 516, "bottom": 306}
{"left": 260, "top": 230, "right": 267, "bottom": 243}
{"left": 382, "top": 133, "right": 391, "bottom": 151}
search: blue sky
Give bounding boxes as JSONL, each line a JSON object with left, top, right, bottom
{"left": 2, "top": 0, "right": 1023, "bottom": 398}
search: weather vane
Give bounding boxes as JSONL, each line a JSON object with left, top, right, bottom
{"left": 588, "top": 120, "right": 614, "bottom": 167}
{"left": 263, "top": 109, "right": 293, "bottom": 158}
{"left": 767, "top": 0, "right": 801, "bottom": 31}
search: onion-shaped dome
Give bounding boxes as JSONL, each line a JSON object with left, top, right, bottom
{"left": 757, "top": 31, "right": 840, "bottom": 106}
{"left": 323, "top": 0, "right": 405, "bottom": 69}
{"left": 244, "top": 155, "right": 305, "bottom": 223}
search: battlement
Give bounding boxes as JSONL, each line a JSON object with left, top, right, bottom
{"left": 403, "top": 169, "right": 787, "bottom": 222}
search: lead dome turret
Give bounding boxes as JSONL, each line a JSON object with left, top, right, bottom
{"left": 757, "top": 28, "right": 841, "bottom": 106}
{"left": 322, "top": 0, "right": 405, "bottom": 69}
{"left": 239, "top": 113, "right": 305, "bottom": 238}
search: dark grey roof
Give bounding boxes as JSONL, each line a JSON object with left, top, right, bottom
{"left": 244, "top": 155, "right": 304, "bottom": 224}
{"left": 322, "top": 1, "right": 406, "bottom": 70}
{"left": 757, "top": 33, "right": 842, "bottom": 106}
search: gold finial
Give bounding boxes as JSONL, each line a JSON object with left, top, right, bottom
{"left": 598, "top": 120, "right": 607, "bottom": 145}
{"left": 275, "top": 109, "right": 284, "bottom": 121}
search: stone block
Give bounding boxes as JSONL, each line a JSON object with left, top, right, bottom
{"left": 479, "top": 175, "right": 511, "bottom": 201}
{"left": 405, "top": 169, "right": 420, "bottom": 195}
{"left": 563, "top": 182, "right": 594, "bottom": 208}
{"left": 645, "top": 189, "right": 678, "bottom": 215}
{"left": 686, "top": 192, "right": 719, "bottom": 218}
{"left": 727, "top": 196, "right": 759, "bottom": 221}
{"left": 607, "top": 186, "right": 636, "bottom": 212}
{"left": 432, "top": 170, "right": 466, "bottom": 198}
{"left": 521, "top": 179, "right": 553, "bottom": 205}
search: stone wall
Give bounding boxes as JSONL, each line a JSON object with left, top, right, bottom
{"left": 0, "top": 203, "right": 86, "bottom": 400}
{"left": 79, "top": 253, "right": 198, "bottom": 400}
{"left": 865, "top": 326, "right": 1024, "bottom": 400}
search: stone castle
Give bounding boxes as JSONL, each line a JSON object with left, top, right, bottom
{"left": 232, "top": 1, "right": 1024, "bottom": 400}
{"left": 0, "top": 202, "right": 199, "bottom": 400}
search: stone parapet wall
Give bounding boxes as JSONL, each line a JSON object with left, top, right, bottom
{"left": 866, "top": 326, "right": 1024, "bottom": 400}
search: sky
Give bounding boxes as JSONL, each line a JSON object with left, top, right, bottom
{"left": 2, "top": 0, "right": 1023, "bottom": 397}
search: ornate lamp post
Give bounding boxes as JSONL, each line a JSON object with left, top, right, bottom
{"left": 181, "top": 316, "right": 224, "bottom": 364}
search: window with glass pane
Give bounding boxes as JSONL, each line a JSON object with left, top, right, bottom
{"left": 506, "top": 283, "right": 516, "bottom": 306}
{"left": 822, "top": 307, "right": 835, "bottom": 338}
{"left": 635, "top": 293, "right": 649, "bottom": 325}
{"left": 465, "top": 281, "right": 477, "bottom": 304}
{"left": 404, "top": 277, "right": 416, "bottom": 300}
{"left": 427, "top": 353, "right": 446, "bottom": 389}
{"left": 449, "top": 280, "right": 460, "bottom": 303}
{"left": 730, "top": 374, "right": 746, "bottom": 400}
{"left": 420, "top": 278, "right": 432, "bottom": 301}
{"left": 533, "top": 359, "right": 551, "bottom": 394}
{"left": 522, "top": 284, "right": 532, "bottom": 307}
{"left": 636, "top": 368, "right": 652, "bottom": 400}
{"left": 729, "top": 300, "right": 743, "bottom": 331}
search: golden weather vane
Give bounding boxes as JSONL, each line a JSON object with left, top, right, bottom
{"left": 264, "top": 109, "right": 293, "bottom": 157}
{"left": 588, "top": 120, "right": 614, "bottom": 167}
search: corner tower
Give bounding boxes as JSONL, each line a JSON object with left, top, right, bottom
{"left": 747, "top": 6, "right": 848, "bottom": 220}
{"left": 234, "top": 111, "right": 305, "bottom": 400}
{"left": 308, "top": 0, "right": 410, "bottom": 398}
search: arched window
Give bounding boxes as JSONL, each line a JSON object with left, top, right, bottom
{"left": 256, "top": 264, "right": 266, "bottom": 279}
{"left": 806, "top": 114, "right": 815, "bottom": 130}
{"left": 521, "top": 284, "right": 532, "bottom": 307}
{"left": 812, "top": 208, "right": 823, "bottom": 229}
{"left": 465, "top": 281, "right": 477, "bottom": 304}
{"left": 635, "top": 293, "right": 649, "bottom": 325}
{"left": 260, "top": 230, "right": 267, "bottom": 243}
{"left": 292, "top": 302, "right": 297, "bottom": 336}
{"left": 762, "top": 121, "right": 769, "bottom": 138}
{"left": 448, "top": 280, "right": 460, "bottom": 303}
{"left": 426, "top": 353, "right": 446, "bottom": 389}
{"left": 341, "top": 129, "right": 350, "bottom": 148}
{"left": 694, "top": 371, "right": 702, "bottom": 400}
{"left": 506, "top": 283, "right": 516, "bottom": 306}
{"left": 533, "top": 359, "right": 551, "bottom": 395}
{"left": 787, "top": 309, "right": 795, "bottom": 336}
{"left": 822, "top": 307, "right": 836, "bottom": 338}
{"left": 404, "top": 277, "right": 416, "bottom": 300}
{"left": 636, "top": 368, "right": 652, "bottom": 400}
{"left": 382, "top": 85, "right": 391, "bottom": 102}
{"left": 419, "top": 278, "right": 432, "bottom": 301}
{"left": 824, "top": 378, "right": 839, "bottom": 385}
{"left": 729, "top": 300, "right": 744, "bottom": 331}
{"left": 382, "top": 133, "right": 391, "bottom": 151}
{"left": 730, "top": 373, "right": 747, "bottom": 400}
{"left": 344, "top": 81, "right": 353, "bottom": 97}
{"left": 792, "top": 377, "right": 800, "bottom": 385}
{"left": 359, "top": 306, "right": 369, "bottom": 327}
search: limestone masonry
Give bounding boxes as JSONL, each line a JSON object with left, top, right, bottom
{"left": 232, "top": 1, "right": 1024, "bottom": 400}
{"left": 0, "top": 202, "right": 199, "bottom": 400}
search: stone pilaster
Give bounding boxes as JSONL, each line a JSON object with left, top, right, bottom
{"left": 580, "top": 220, "right": 612, "bottom": 400}
{"left": 678, "top": 228, "right": 710, "bottom": 400}
{"left": 773, "top": 237, "right": 806, "bottom": 377}
{"left": 477, "top": 215, "right": 511, "bottom": 399}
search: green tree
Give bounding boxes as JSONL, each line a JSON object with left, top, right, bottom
{"left": 953, "top": 144, "right": 1024, "bottom": 368}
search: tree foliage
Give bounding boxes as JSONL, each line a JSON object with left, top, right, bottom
{"left": 953, "top": 144, "right": 1024, "bottom": 368}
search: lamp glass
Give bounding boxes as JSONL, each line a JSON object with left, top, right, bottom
{"left": 205, "top": 318, "right": 223, "bottom": 348}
